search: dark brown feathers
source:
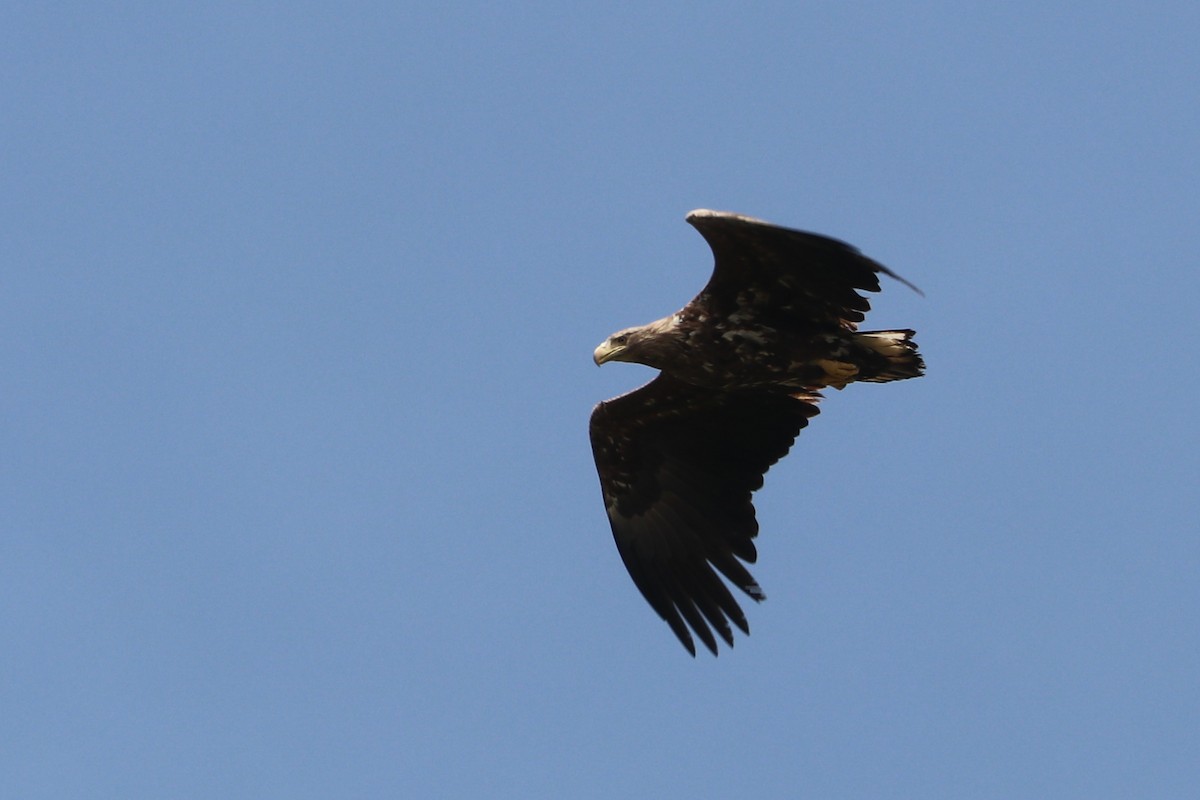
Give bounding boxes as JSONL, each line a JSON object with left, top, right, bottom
{"left": 687, "top": 209, "right": 922, "bottom": 329}
{"left": 590, "top": 375, "right": 819, "bottom": 655}
{"left": 590, "top": 209, "right": 922, "bottom": 656}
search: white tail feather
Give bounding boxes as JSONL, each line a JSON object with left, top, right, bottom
{"left": 856, "top": 329, "right": 923, "bottom": 382}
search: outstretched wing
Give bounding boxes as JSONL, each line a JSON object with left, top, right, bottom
{"left": 685, "top": 209, "right": 920, "bottom": 330}
{"left": 589, "top": 374, "right": 820, "bottom": 656}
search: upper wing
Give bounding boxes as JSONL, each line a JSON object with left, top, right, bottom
{"left": 589, "top": 373, "right": 820, "bottom": 656}
{"left": 685, "top": 209, "right": 920, "bottom": 330}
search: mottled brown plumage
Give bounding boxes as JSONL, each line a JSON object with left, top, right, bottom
{"left": 591, "top": 210, "right": 924, "bottom": 656}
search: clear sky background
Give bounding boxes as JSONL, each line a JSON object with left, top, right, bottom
{"left": 4, "top": 3, "right": 1198, "bottom": 798}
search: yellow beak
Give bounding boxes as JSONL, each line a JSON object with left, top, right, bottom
{"left": 593, "top": 341, "right": 622, "bottom": 366}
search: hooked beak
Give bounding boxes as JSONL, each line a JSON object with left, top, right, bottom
{"left": 593, "top": 340, "right": 622, "bottom": 366}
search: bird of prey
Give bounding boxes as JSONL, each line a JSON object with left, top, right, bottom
{"left": 590, "top": 209, "right": 924, "bottom": 656}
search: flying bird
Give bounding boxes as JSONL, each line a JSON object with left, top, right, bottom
{"left": 590, "top": 209, "right": 924, "bottom": 656}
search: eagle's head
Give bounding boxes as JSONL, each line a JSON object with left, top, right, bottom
{"left": 593, "top": 316, "right": 680, "bottom": 369}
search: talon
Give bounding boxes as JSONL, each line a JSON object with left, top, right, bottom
{"left": 815, "top": 359, "right": 858, "bottom": 389}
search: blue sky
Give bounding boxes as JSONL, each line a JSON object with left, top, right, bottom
{"left": 4, "top": 2, "right": 1198, "bottom": 797}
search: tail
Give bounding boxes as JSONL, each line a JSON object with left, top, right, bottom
{"left": 855, "top": 329, "right": 924, "bottom": 382}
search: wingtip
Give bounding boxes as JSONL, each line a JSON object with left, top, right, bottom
{"left": 871, "top": 260, "right": 924, "bottom": 296}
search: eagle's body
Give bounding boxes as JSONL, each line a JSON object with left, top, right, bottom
{"left": 602, "top": 309, "right": 917, "bottom": 391}
{"left": 590, "top": 209, "right": 924, "bottom": 656}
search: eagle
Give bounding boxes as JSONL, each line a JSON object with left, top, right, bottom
{"left": 590, "top": 209, "right": 924, "bottom": 656}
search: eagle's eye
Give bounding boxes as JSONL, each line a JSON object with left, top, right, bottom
{"left": 613, "top": 334, "right": 628, "bottom": 346}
